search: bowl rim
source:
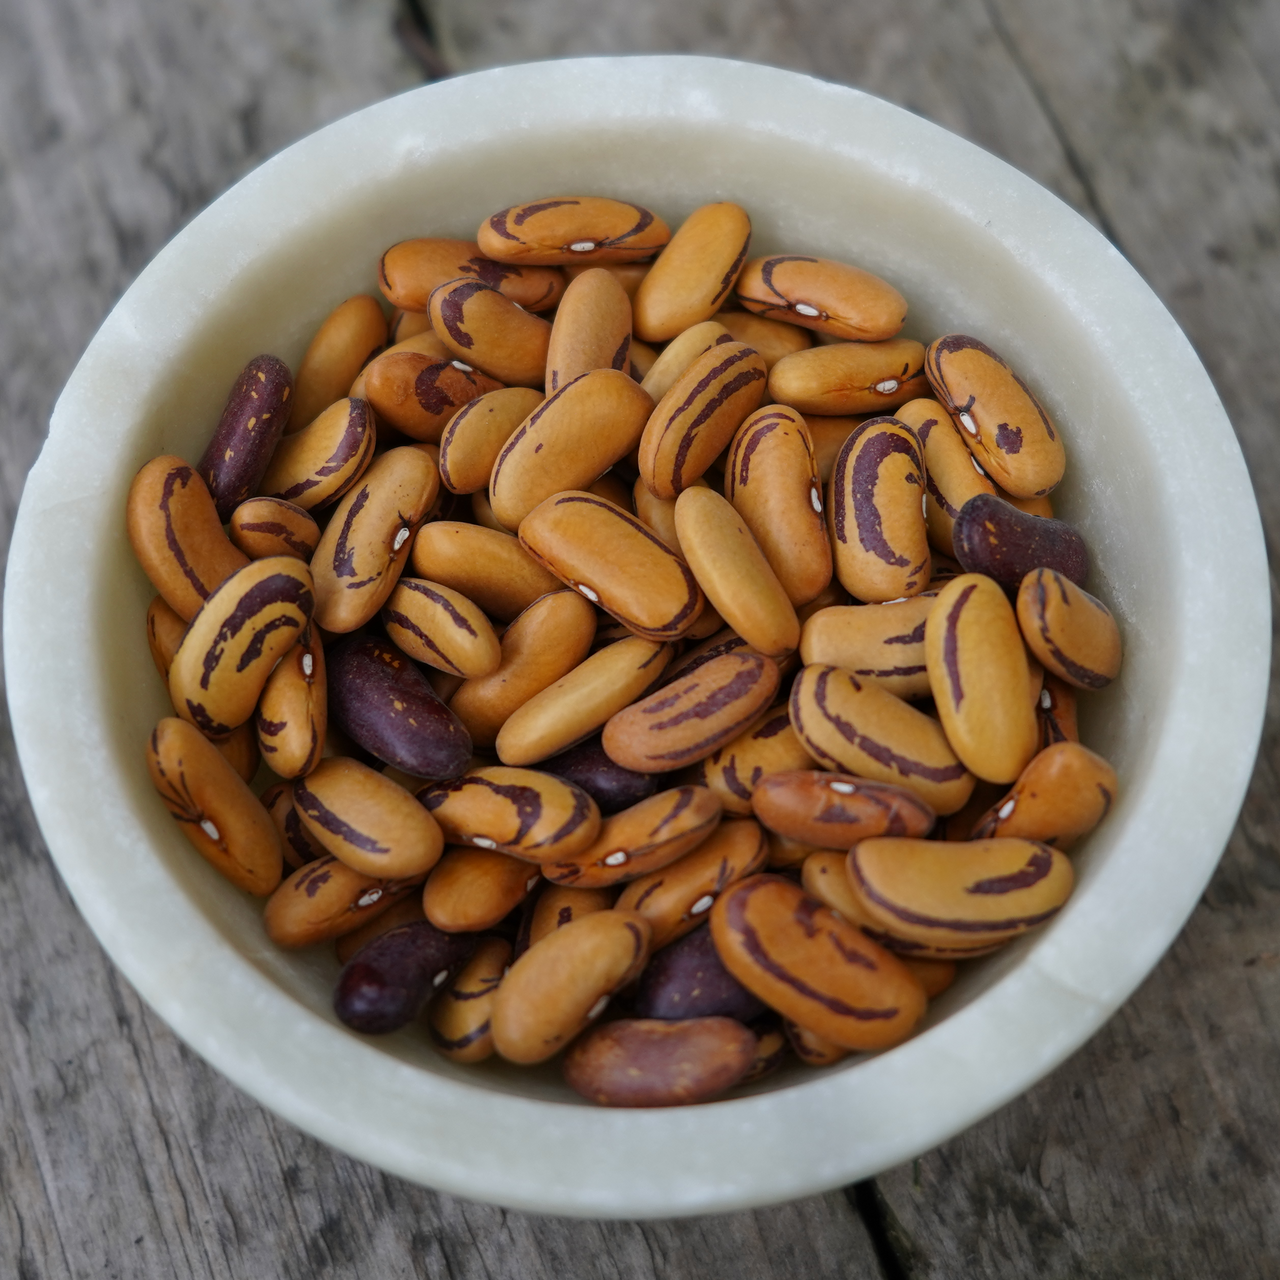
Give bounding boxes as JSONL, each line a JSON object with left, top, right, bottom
{"left": 5, "top": 54, "right": 1269, "bottom": 1218}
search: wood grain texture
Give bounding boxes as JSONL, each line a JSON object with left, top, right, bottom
{"left": 5, "top": 0, "right": 1280, "bottom": 1273}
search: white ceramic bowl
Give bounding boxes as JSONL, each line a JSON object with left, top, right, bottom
{"left": 5, "top": 56, "right": 1268, "bottom": 1218}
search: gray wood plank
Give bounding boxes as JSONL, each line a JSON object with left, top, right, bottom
{"left": 0, "top": 0, "right": 885, "bottom": 1275}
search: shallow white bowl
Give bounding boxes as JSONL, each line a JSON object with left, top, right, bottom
{"left": 5, "top": 56, "right": 1268, "bottom": 1218}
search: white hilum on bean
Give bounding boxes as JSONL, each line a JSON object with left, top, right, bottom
{"left": 794, "top": 302, "right": 820, "bottom": 317}
{"left": 998, "top": 798, "right": 1017, "bottom": 819}
{"left": 451, "top": 360, "right": 473, "bottom": 372}
{"left": 356, "top": 888, "right": 383, "bottom": 908}
{"left": 603, "top": 851, "right": 628, "bottom": 867}
{"left": 569, "top": 241, "right": 596, "bottom": 252}
{"left": 959, "top": 412, "right": 978, "bottom": 436}
{"left": 472, "top": 836, "right": 497, "bottom": 850}
{"left": 874, "top": 379, "right": 899, "bottom": 394}
{"left": 828, "top": 781, "right": 857, "bottom": 795}
{"left": 689, "top": 894, "right": 715, "bottom": 916}
{"left": 199, "top": 818, "right": 220, "bottom": 841}
{"left": 301, "top": 653, "right": 314, "bottom": 677}
{"left": 575, "top": 583, "right": 600, "bottom": 604}
{"left": 393, "top": 527, "right": 410, "bottom": 552}
{"left": 810, "top": 485, "right": 822, "bottom": 513}
{"left": 586, "top": 995, "right": 609, "bottom": 1019}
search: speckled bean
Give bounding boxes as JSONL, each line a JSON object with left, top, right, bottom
{"left": 952, "top": 493, "right": 1089, "bottom": 589}
{"left": 422, "top": 846, "right": 542, "bottom": 932}
{"left": 478, "top": 197, "right": 670, "bottom": 266}
{"left": 262, "top": 854, "right": 422, "bottom": 948}
{"left": 690, "top": 705, "right": 814, "bottom": 815}
{"left": 229, "top": 496, "right": 320, "bottom": 562}
{"left": 735, "top": 255, "right": 907, "bottom": 342}
{"left": 382, "top": 578, "right": 502, "bottom": 678}
{"left": 713, "top": 310, "right": 812, "bottom": 370}
{"left": 429, "top": 277, "right": 552, "bottom": 388}
{"left": 258, "top": 397, "right": 376, "bottom": 509}
{"left": 799, "top": 596, "right": 935, "bottom": 699}
{"left": 544, "top": 266, "right": 633, "bottom": 392}
{"left": 256, "top": 626, "right": 326, "bottom": 778}
{"left": 754, "top": 771, "right": 936, "bottom": 848}
{"left": 437, "top": 387, "right": 544, "bottom": 494}
{"left": 632, "top": 924, "right": 766, "bottom": 1022}
{"left": 379, "top": 238, "right": 564, "bottom": 312}
{"left": 427, "top": 936, "right": 513, "bottom": 1063}
{"left": 768, "top": 339, "right": 927, "bottom": 416}
{"left": 1017, "top": 569, "right": 1122, "bottom": 689}
{"left": 363, "top": 352, "right": 503, "bottom": 443}
{"left": 538, "top": 735, "right": 657, "bottom": 815}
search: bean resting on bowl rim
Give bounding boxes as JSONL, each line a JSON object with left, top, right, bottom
{"left": 125, "top": 189, "right": 1122, "bottom": 1109}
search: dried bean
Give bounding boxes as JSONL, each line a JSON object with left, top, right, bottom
{"left": 256, "top": 627, "right": 326, "bottom": 778}
{"left": 422, "top": 846, "right": 542, "bottom": 932}
{"left": 690, "top": 705, "right": 814, "bottom": 815}
{"left": 640, "top": 320, "right": 731, "bottom": 402}
{"left": 363, "top": 351, "right": 503, "bottom": 443}
{"left": 429, "top": 277, "right": 552, "bottom": 388}
{"left": 418, "top": 765, "right": 601, "bottom": 864}
{"left": 261, "top": 780, "right": 326, "bottom": 869}
{"left": 168, "top": 557, "right": 314, "bottom": 738}
{"left": 768, "top": 339, "right": 927, "bottom": 416}
{"left": 710, "top": 874, "right": 926, "bottom": 1049}
{"left": 258, "top": 397, "right": 376, "bottom": 509}
{"left": 437, "top": 387, "right": 544, "bottom": 494}
{"left": 754, "top": 771, "right": 936, "bottom": 848}
{"left": 490, "top": 909, "right": 652, "bottom": 1064}
{"left": 428, "top": 936, "right": 513, "bottom": 1062}
{"left": 564, "top": 1017, "right": 757, "bottom": 1106}
{"left": 334, "top": 894, "right": 427, "bottom": 964}
{"left": 784, "top": 1019, "right": 849, "bottom": 1066}
{"left": 539, "top": 735, "right": 657, "bottom": 814}
{"left": 545, "top": 266, "right": 633, "bottom": 391}
{"left": 952, "top": 493, "right": 1089, "bottom": 589}
{"left": 528, "top": 884, "right": 616, "bottom": 948}
{"left": 229, "top": 496, "right": 320, "bottom": 562}
{"left": 478, "top": 197, "right": 670, "bottom": 266}
{"left": 146, "top": 717, "right": 282, "bottom": 895}
{"left": 382, "top": 578, "right": 502, "bottom": 678}
{"left": 327, "top": 635, "right": 473, "bottom": 779}
{"left": 632, "top": 925, "right": 766, "bottom": 1022}
{"left": 146, "top": 595, "right": 186, "bottom": 678}
{"left": 379, "top": 238, "right": 564, "bottom": 312}
{"left": 333, "top": 920, "right": 476, "bottom": 1034}
{"left": 126, "top": 456, "right": 250, "bottom": 622}
{"left": 197, "top": 355, "right": 293, "bottom": 519}
{"left": 541, "top": 785, "right": 722, "bottom": 888}
{"left": 290, "top": 295, "right": 386, "bottom": 433}
{"left": 713, "top": 310, "right": 811, "bottom": 369}
{"left": 1017, "top": 568, "right": 1122, "bottom": 689}
{"left": 735, "top": 255, "right": 906, "bottom": 342}
{"left": 799, "top": 596, "right": 935, "bottom": 699}
{"left": 925, "top": 573, "right": 1039, "bottom": 784}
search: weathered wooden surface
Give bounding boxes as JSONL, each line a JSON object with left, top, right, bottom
{"left": 2, "top": 0, "right": 1278, "bottom": 1275}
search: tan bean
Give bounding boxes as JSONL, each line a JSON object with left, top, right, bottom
{"left": 713, "top": 310, "right": 812, "bottom": 370}
{"left": 725, "top": 406, "right": 832, "bottom": 607}
{"left": 631, "top": 202, "right": 752, "bottom": 342}
{"left": 256, "top": 627, "right": 326, "bottom": 778}
{"left": 800, "top": 597, "right": 934, "bottom": 699}
{"left": 168, "top": 557, "right": 314, "bottom": 738}
{"left": 828, "top": 415, "right": 930, "bottom": 602}
{"left": 209, "top": 716, "right": 258, "bottom": 779}
{"left": 784, "top": 1018, "right": 850, "bottom": 1067}
{"left": 427, "top": 278, "right": 550, "bottom": 388}
{"left": 389, "top": 308, "right": 435, "bottom": 344}
{"left": 470, "top": 488, "right": 508, "bottom": 532}
{"left": 478, "top": 197, "right": 670, "bottom": 266}
{"left": 145, "top": 717, "right": 282, "bottom": 895}
{"left": 661, "top": 626, "right": 758, "bottom": 686}
{"left": 566, "top": 261, "right": 651, "bottom": 298}
{"left": 800, "top": 848, "right": 866, "bottom": 921}
{"left": 411, "top": 522, "right": 561, "bottom": 622}
{"left": 495, "top": 636, "right": 671, "bottom": 766}
{"left": 640, "top": 320, "right": 732, "bottom": 402}
{"left": 126, "top": 456, "right": 251, "bottom": 621}
{"left": 263, "top": 854, "right": 422, "bottom": 949}
{"left": 489, "top": 370, "right": 653, "bottom": 529}
{"left": 542, "top": 786, "right": 723, "bottom": 888}
{"left": 294, "top": 757, "right": 444, "bottom": 880}
{"left": 146, "top": 595, "right": 186, "bottom": 678}
{"left": 518, "top": 491, "right": 706, "bottom": 641}
{"left": 528, "top": 884, "right": 615, "bottom": 947}
{"left": 261, "top": 780, "right": 327, "bottom": 870}
{"left": 334, "top": 894, "right": 428, "bottom": 963}
{"left": 896, "top": 398, "right": 997, "bottom": 558}
{"left": 615, "top": 817, "right": 767, "bottom": 948}
{"left": 631, "top": 474, "right": 710, "bottom": 555}
{"left": 354, "top": 329, "right": 453, "bottom": 388}
{"left": 1017, "top": 569, "right": 1123, "bottom": 689}
{"left": 1037, "top": 674, "right": 1079, "bottom": 749}
{"left": 847, "top": 836, "right": 1074, "bottom": 951}
{"left": 491, "top": 907, "right": 652, "bottom": 1062}
{"left": 603, "top": 651, "right": 779, "bottom": 774}
{"left": 362, "top": 352, "right": 503, "bottom": 443}
{"left": 925, "top": 574, "right": 1039, "bottom": 784}
{"left": 789, "top": 664, "right": 975, "bottom": 814}
{"left": 422, "top": 847, "right": 542, "bottom": 932}
{"left": 228, "top": 496, "right": 320, "bottom": 562}
{"left": 290, "top": 295, "right": 387, "bottom": 433}
{"left": 437, "top": 386, "right": 544, "bottom": 494}
{"left": 768, "top": 339, "right": 927, "bottom": 416}
{"left": 310, "top": 446, "right": 438, "bottom": 633}
{"left": 258, "top": 398, "right": 376, "bottom": 510}
{"left": 639, "top": 341, "right": 767, "bottom": 498}
{"left": 673, "top": 486, "right": 800, "bottom": 657}
{"left": 545, "top": 267, "right": 633, "bottom": 392}
{"left": 795, "top": 578, "right": 850, "bottom": 624}
{"left": 712, "top": 873, "right": 926, "bottom": 1049}
{"left": 419, "top": 765, "right": 601, "bottom": 864}
{"left": 564, "top": 1016, "right": 757, "bottom": 1106}
{"left": 755, "top": 771, "right": 936, "bottom": 848}
{"left": 735, "top": 255, "right": 907, "bottom": 342}
{"left": 427, "top": 936, "right": 513, "bottom": 1063}
{"left": 690, "top": 705, "right": 814, "bottom": 816}
{"left": 924, "top": 334, "right": 1065, "bottom": 498}
{"left": 970, "top": 741, "right": 1117, "bottom": 849}
{"left": 382, "top": 578, "right": 502, "bottom": 678}
{"left": 801, "top": 414, "right": 862, "bottom": 484}
{"left": 379, "top": 238, "right": 564, "bottom": 312}
{"left": 628, "top": 338, "right": 659, "bottom": 379}
{"left": 449, "top": 589, "right": 596, "bottom": 748}
{"left": 766, "top": 830, "right": 816, "bottom": 869}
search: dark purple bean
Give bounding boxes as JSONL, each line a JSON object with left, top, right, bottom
{"left": 540, "top": 734, "right": 656, "bottom": 814}
{"left": 334, "top": 921, "right": 476, "bottom": 1034}
{"left": 632, "top": 924, "right": 766, "bottom": 1022}
{"left": 952, "top": 493, "right": 1089, "bottom": 589}
{"left": 328, "top": 636, "right": 472, "bottom": 779}
{"left": 199, "top": 355, "right": 294, "bottom": 521}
